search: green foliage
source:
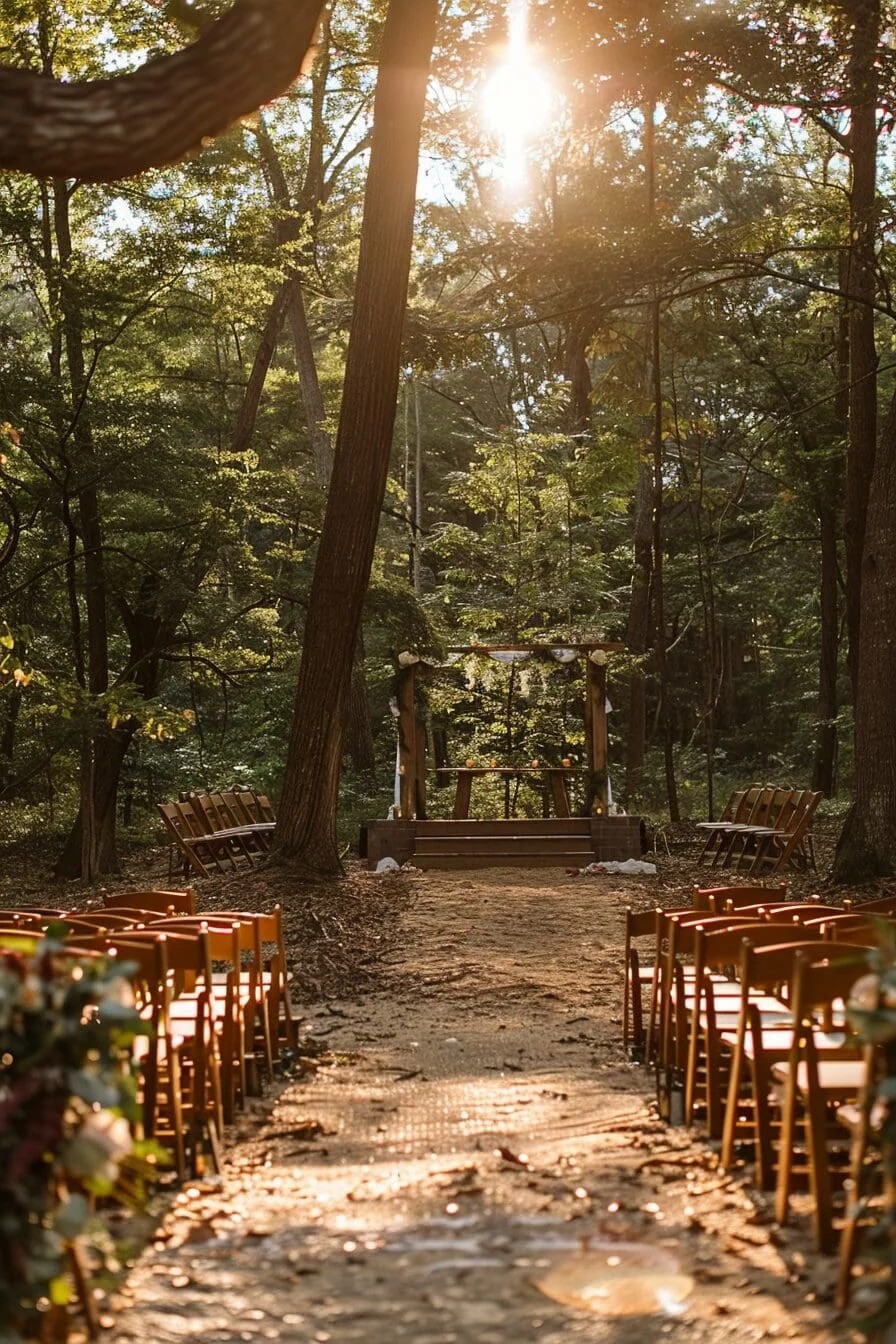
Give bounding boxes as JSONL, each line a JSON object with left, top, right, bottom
{"left": 0, "top": 939, "right": 159, "bottom": 1339}
{"left": 846, "top": 947, "right": 896, "bottom": 1336}
{"left": 0, "top": 0, "right": 883, "bottom": 850}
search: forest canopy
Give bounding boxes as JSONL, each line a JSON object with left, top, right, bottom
{"left": 1, "top": 0, "right": 895, "bottom": 879}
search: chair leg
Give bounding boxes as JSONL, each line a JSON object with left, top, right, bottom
{"left": 774, "top": 1058, "right": 800, "bottom": 1226}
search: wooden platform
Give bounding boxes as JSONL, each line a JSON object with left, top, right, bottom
{"left": 362, "top": 816, "right": 644, "bottom": 871}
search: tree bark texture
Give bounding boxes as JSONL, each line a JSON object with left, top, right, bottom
{"left": 56, "top": 724, "right": 134, "bottom": 877}
{"left": 842, "top": 0, "right": 880, "bottom": 693}
{"left": 275, "top": 0, "right": 438, "bottom": 873}
{"left": 834, "top": 389, "right": 896, "bottom": 878}
{"left": 0, "top": 0, "right": 324, "bottom": 182}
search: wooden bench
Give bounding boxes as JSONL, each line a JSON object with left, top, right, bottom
{"left": 158, "top": 790, "right": 276, "bottom": 878}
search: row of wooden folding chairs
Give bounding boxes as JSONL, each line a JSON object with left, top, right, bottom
{"left": 696, "top": 785, "right": 820, "bottom": 874}
{"left": 0, "top": 889, "right": 297, "bottom": 1183}
{"left": 623, "top": 882, "right": 896, "bottom": 1309}
{"left": 157, "top": 789, "right": 277, "bottom": 879}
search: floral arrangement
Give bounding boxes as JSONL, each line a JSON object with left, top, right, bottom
{"left": 847, "top": 938, "right": 896, "bottom": 1339}
{"left": 0, "top": 932, "right": 150, "bottom": 1340}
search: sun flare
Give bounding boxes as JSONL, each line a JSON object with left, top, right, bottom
{"left": 481, "top": 53, "right": 553, "bottom": 142}
{"left": 481, "top": 51, "right": 553, "bottom": 188}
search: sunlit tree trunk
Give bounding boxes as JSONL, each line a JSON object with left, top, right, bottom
{"left": 275, "top": 0, "right": 438, "bottom": 873}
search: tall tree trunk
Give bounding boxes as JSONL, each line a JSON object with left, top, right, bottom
{"left": 624, "top": 98, "right": 659, "bottom": 807}
{"left": 56, "top": 725, "right": 135, "bottom": 876}
{"left": 276, "top": 0, "right": 437, "bottom": 873}
{"left": 833, "top": 0, "right": 885, "bottom": 878}
{"left": 563, "top": 319, "right": 592, "bottom": 437}
{"left": 812, "top": 263, "right": 848, "bottom": 796}
{"left": 52, "top": 178, "right": 113, "bottom": 882}
{"left": 842, "top": 0, "right": 880, "bottom": 695}
{"left": 834, "top": 388, "right": 896, "bottom": 877}
{"left": 0, "top": 680, "right": 22, "bottom": 795}
{"left": 649, "top": 276, "right": 677, "bottom": 819}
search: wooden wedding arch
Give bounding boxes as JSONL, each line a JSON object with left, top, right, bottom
{"left": 363, "top": 641, "right": 645, "bottom": 870}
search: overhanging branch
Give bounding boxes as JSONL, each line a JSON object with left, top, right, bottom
{"left": 0, "top": 0, "right": 325, "bottom": 182}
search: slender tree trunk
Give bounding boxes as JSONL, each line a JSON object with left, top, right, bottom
{"left": 275, "top": 0, "right": 438, "bottom": 873}
{"left": 285, "top": 278, "right": 334, "bottom": 482}
{"left": 624, "top": 98, "right": 659, "bottom": 806}
{"left": 563, "top": 319, "right": 592, "bottom": 436}
{"left": 812, "top": 505, "right": 840, "bottom": 795}
{"left": 232, "top": 282, "right": 290, "bottom": 455}
{"left": 650, "top": 293, "right": 678, "bottom": 821}
{"left": 625, "top": 470, "right": 652, "bottom": 802}
{"left": 0, "top": 682, "right": 22, "bottom": 795}
{"left": 413, "top": 378, "right": 424, "bottom": 596}
{"left": 812, "top": 262, "right": 848, "bottom": 796}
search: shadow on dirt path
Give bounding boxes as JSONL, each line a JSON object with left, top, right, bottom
{"left": 108, "top": 867, "right": 850, "bottom": 1343}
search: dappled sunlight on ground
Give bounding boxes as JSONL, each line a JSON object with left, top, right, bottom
{"left": 35, "top": 859, "right": 853, "bottom": 1342}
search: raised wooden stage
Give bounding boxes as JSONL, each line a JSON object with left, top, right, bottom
{"left": 362, "top": 814, "right": 644, "bottom": 871}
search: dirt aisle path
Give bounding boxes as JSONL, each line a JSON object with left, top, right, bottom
{"left": 110, "top": 870, "right": 848, "bottom": 1343}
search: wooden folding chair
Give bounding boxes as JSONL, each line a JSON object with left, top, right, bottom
{"left": 847, "top": 896, "right": 896, "bottom": 916}
{"left": 149, "top": 916, "right": 270, "bottom": 1105}
{"left": 2, "top": 906, "right": 67, "bottom": 919}
{"left": 215, "top": 905, "right": 297, "bottom": 1060}
{"left": 835, "top": 1043, "right": 886, "bottom": 1310}
{"left": 694, "top": 883, "right": 788, "bottom": 913}
{"left": 762, "top": 902, "right": 847, "bottom": 922}
{"left": 683, "top": 922, "right": 817, "bottom": 1136}
{"left": 62, "top": 911, "right": 148, "bottom": 933}
{"left": 818, "top": 914, "right": 896, "bottom": 946}
{"left": 157, "top": 800, "right": 222, "bottom": 878}
{"left": 113, "top": 929, "right": 225, "bottom": 1176}
{"left": 700, "top": 786, "right": 773, "bottom": 868}
{"left": 217, "top": 792, "right": 276, "bottom": 852}
{"left": 102, "top": 888, "right": 196, "bottom": 914}
{"left": 719, "top": 938, "right": 869, "bottom": 1188}
{"left": 773, "top": 950, "right": 871, "bottom": 1250}
{"left": 750, "top": 790, "right": 822, "bottom": 875}
{"left": 655, "top": 912, "right": 770, "bottom": 1121}
{"left": 725, "top": 787, "right": 796, "bottom": 872}
{"left": 695, "top": 787, "right": 750, "bottom": 863}
{"left": 623, "top": 907, "right": 657, "bottom": 1062}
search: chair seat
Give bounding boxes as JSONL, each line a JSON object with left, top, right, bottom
{"left": 771, "top": 1058, "right": 866, "bottom": 1094}
{"left": 720, "top": 1027, "right": 846, "bottom": 1056}
{"left": 698, "top": 1006, "right": 792, "bottom": 1030}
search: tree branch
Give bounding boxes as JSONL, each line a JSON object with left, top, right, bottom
{"left": 0, "top": 0, "right": 324, "bottom": 182}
